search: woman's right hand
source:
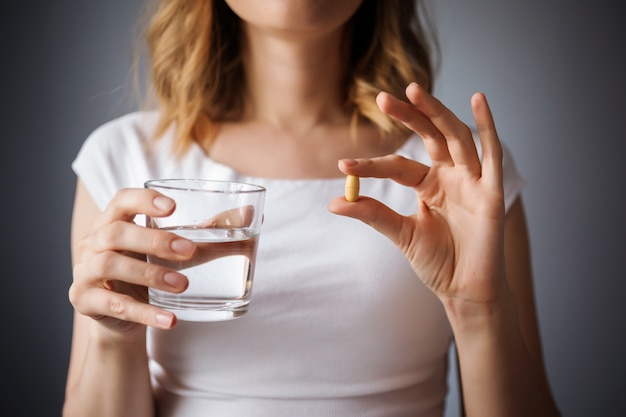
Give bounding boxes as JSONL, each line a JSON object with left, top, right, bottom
{"left": 69, "top": 188, "right": 196, "bottom": 340}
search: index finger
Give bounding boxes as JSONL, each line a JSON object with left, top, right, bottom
{"left": 95, "top": 188, "right": 176, "bottom": 229}
{"left": 338, "top": 155, "right": 430, "bottom": 188}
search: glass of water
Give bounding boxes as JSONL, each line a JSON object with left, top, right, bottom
{"left": 144, "top": 179, "right": 266, "bottom": 322}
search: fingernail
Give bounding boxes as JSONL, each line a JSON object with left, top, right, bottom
{"left": 339, "top": 159, "right": 358, "bottom": 167}
{"left": 377, "top": 91, "right": 389, "bottom": 100}
{"left": 154, "top": 196, "right": 174, "bottom": 211}
{"left": 155, "top": 312, "right": 174, "bottom": 327}
{"left": 164, "top": 272, "right": 187, "bottom": 289}
{"left": 171, "top": 239, "right": 195, "bottom": 256}
{"left": 409, "top": 81, "right": 419, "bottom": 89}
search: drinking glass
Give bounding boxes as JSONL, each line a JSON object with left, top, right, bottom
{"left": 145, "top": 179, "right": 266, "bottom": 321}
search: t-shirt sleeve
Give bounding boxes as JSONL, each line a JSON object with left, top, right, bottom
{"left": 71, "top": 115, "right": 146, "bottom": 211}
{"left": 501, "top": 142, "right": 526, "bottom": 213}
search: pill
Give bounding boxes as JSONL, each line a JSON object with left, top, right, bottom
{"left": 345, "top": 175, "right": 360, "bottom": 202}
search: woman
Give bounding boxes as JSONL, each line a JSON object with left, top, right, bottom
{"left": 64, "top": 0, "right": 561, "bottom": 416}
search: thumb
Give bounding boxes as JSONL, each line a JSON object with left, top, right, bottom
{"left": 328, "top": 196, "right": 412, "bottom": 248}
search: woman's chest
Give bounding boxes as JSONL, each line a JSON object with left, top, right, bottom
{"left": 203, "top": 123, "right": 404, "bottom": 179}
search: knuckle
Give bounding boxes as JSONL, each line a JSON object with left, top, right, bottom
{"left": 111, "top": 188, "right": 132, "bottom": 205}
{"left": 68, "top": 275, "right": 90, "bottom": 314}
{"left": 91, "top": 251, "right": 116, "bottom": 277}
{"left": 100, "top": 221, "right": 124, "bottom": 245}
{"left": 151, "top": 230, "right": 172, "bottom": 254}
{"left": 141, "top": 263, "right": 162, "bottom": 287}
{"left": 75, "top": 237, "right": 89, "bottom": 253}
{"left": 75, "top": 236, "right": 95, "bottom": 261}
{"left": 387, "top": 154, "right": 406, "bottom": 164}
{"left": 108, "top": 294, "right": 129, "bottom": 318}
{"left": 69, "top": 264, "right": 87, "bottom": 305}
{"left": 140, "top": 308, "right": 153, "bottom": 326}
{"left": 67, "top": 283, "right": 81, "bottom": 308}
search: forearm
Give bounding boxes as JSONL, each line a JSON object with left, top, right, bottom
{"left": 444, "top": 291, "right": 560, "bottom": 417}
{"left": 63, "top": 325, "right": 154, "bottom": 417}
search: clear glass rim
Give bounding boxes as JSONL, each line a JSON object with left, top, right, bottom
{"left": 144, "top": 179, "right": 266, "bottom": 194}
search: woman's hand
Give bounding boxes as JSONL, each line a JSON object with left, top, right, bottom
{"left": 329, "top": 83, "right": 506, "bottom": 306}
{"left": 69, "top": 188, "right": 195, "bottom": 339}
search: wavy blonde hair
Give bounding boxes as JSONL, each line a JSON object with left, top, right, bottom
{"left": 136, "top": 0, "right": 437, "bottom": 153}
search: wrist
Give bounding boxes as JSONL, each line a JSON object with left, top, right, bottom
{"left": 88, "top": 318, "right": 147, "bottom": 352}
{"left": 440, "top": 286, "right": 518, "bottom": 334}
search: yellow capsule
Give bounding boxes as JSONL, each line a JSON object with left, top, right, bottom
{"left": 344, "top": 174, "right": 360, "bottom": 202}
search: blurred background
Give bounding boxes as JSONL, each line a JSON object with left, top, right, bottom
{"left": 2, "top": 0, "right": 625, "bottom": 415}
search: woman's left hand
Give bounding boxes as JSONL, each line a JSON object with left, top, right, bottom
{"left": 329, "top": 83, "right": 507, "bottom": 306}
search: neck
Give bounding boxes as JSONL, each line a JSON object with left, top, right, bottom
{"left": 240, "top": 24, "right": 351, "bottom": 133}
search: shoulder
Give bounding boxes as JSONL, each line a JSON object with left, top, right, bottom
{"left": 82, "top": 111, "right": 163, "bottom": 152}
{"left": 73, "top": 110, "right": 175, "bottom": 176}
{"left": 71, "top": 111, "right": 173, "bottom": 209}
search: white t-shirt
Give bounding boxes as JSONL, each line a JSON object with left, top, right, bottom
{"left": 72, "top": 111, "right": 526, "bottom": 417}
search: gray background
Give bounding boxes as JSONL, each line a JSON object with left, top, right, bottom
{"left": 3, "top": 1, "right": 624, "bottom": 416}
